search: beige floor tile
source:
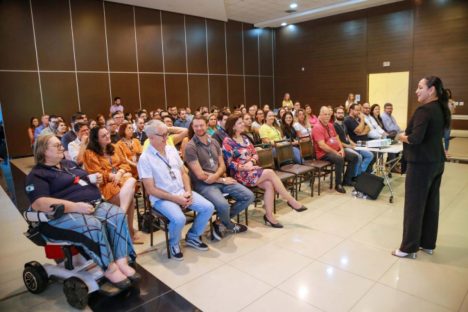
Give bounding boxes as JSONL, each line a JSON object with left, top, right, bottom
{"left": 278, "top": 261, "right": 373, "bottom": 312}
{"left": 351, "top": 221, "right": 403, "bottom": 252}
{"left": 351, "top": 283, "right": 452, "bottom": 312}
{"left": 241, "top": 288, "right": 322, "bottom": 312}
{"left": 379, "top": 259, "right": 468, "bottom": 310}
{"left": 307, "top": 211, "right": 376, "bottom": 238}
{"left": 137, "top": 246, "right": 225, "bottom": 289}
{"left": 319, "top": 239, "right": 398, "bottom": 280}
{"left": 176, "top": 264, "right": 272, "bottom": 312}
{"left": 459, "top": 292, "right": 468, "bottom": 312}
{"left": 273, "top": 228, "right": 343, "bottom": 259}
{"left": 229, "top": 243, "right": 313, "bottom": 286}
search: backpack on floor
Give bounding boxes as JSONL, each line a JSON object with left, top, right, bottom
{"left": 354, "top": 173, "right": 385, "bottom": 200}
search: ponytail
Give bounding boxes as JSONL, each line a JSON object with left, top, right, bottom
{"left": 424, "top": 76, "right": 451, "bottom": 129}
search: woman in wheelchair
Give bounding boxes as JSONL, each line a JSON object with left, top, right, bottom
{"left": 25, "top": 134, "right": 138, "bottom": 289}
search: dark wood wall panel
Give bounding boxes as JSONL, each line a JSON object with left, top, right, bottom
{"left": 228, "top": 76, "right": 244, "bottom": 107}
{"left": 243, "top": 24, "right": 259, "bottom": 76}
{"left": 0, "top": 72, "right": 42, "bottom": 157}
{"left": 189, "top": 75, "right": 209, "bottom": 109}
{"left": 135, "top": 7, "right": 163, "bottom": 72}
{"left": 226, "top": 21, "right": 243, "bottom": 75}
{"left": 32, "top": 0, "right": 74, "bottom": 70}
{"left": 71, "top": 0, "right": 107, "bottom": 71}
{"left": 259, "top": 29, "right": 273, "bottom": 76}
{"left": 186, "top": 16, "right": 208, "bottom": 74}
{"left": 210, "top": 76, "right": 228, "bottom": 109}
{"left": 261, "top": 77, "right": 274, "bottom": 106}
{"left": 245, "top": 77, "right": 260, "bottom": 107}
{"left": 140, "top": 74, "right": 165, "bottom": 110}
{"left": 207, "top": 20, "right": 226, "bottom": 74}
{"left": 40, "top": 73, "right": 79, "bottom": 123}
{"left": 110, "top": 73, "right": 140, "bottom": 113}
{"left": 162, "top": 12, "right": 186, "bottom": 73}
{"left": 0, "top": 0, "right": 36, "bottom": 70}
{"left": 78, "top": 73, "right": 110, "bottom": 118}
{"left": 165, "top": 75, "right": 188, "bottom": 108}
{"left": 105, "top": 2, "right": 136, "bottom": 72}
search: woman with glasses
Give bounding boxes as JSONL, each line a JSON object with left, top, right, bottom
{"left": 25, "top": 134, "right": 138, "bottom": 288}
{"left": 83, "top": 127, "right": 140, "bottom": 243}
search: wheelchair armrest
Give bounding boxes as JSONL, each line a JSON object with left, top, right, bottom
{"left": 23, "top": 204, "right": 65, "bottom": 223}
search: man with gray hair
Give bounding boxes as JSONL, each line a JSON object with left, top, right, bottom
{"left": 137, "top": 120, "right": 214, "bottom": 260}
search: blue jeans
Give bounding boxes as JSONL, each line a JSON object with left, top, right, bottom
{"left": 444, "top": 128, "right": 451, "bottom": 151}
{"left": 153, "top": 192, "right": 214, "bottom": 247}
{"left": 194, "top": 182, "right": 255, "bottom": 229}
{"left": 345, "top": 148, "right": 374, "bottom": 176}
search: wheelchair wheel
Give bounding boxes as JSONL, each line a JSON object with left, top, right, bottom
{"left": 63, "top": 277, "right": 89, "bottom": 310}
{"left": 23, "top": 261, "right": 49, "bottom": 294}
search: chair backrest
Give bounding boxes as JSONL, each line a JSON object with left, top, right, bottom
{"left": 275, "top": 141, "right": 295, "bottom": 166}
{"left": 257, "top": 147, "right": 275, "bottom": 169}
{"left": 298, "top": 136, "right": 314, "bottom": 160}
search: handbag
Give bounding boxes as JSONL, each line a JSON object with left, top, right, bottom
{"left": 355, "top": 173, "right": 385, "bottom": 200}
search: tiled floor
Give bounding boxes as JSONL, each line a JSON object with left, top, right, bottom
{"left": 1, "top": 156, "right": 468, "bottom": 311}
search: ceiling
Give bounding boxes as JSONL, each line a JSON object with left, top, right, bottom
{"left": 106, "top": 0, "right": 404, "bottom": 28}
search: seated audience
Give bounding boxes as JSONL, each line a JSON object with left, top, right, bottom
{"left": 26, "top": 134, "right": 137, "bottom": 288}
{"left": 282, "top": 92, "right": 293, "bottom": 109}
{"left": 88, "top": 119, "right": 97, "bottom": 129}
{"left": 82, "top": 127, "right": 139, "bottom": 243}
{"left": 334, "top": 107, "right": 374, "bottom": 176}
{"left": 34, "top": 115, "right": 49, "bottom": 140}
{"left": 252, "top": 109, "right": 265, "bottom": 132}
{"left": 248, "top": 105, "right": 258, "bottom": 119}
{"left": 138, "top": 120, "right": 214, "bottom": 260}
{"left": 28, "top": 117, "right": 40, "bottom": 148}
{"left": 362, "top": 102, "right": 387, "bottom": 139}
{"left": 259, "top": 111, "right": 282, "bottom": 145}
{"left": 313, "top": 106, "right": 359, "bottom": 193}
{"left": 134, "top": 117, "right": 147, "bottom": 145}
{"left": 62, "top": 112, "right": 87, "bottom": 159}
{"left": 281, "top": 112, "right": 303, "bottom": 164}
{"left": 263, "top": 104, "right": 270, "bottom": 114}
{"left": 55, "top": 120, "right": 68, "bottom": 140}
{"left": 305, "top": 104, "right": 318, "bottom": 126}
{"left": 124, "top": 112, "right": 133, "bottom": 124}
{"left": 207, "top": 113, "right": 219, "bottom": 136}
{"left": 276, "top": 108, "right": 286, "bottom": 126}
{"left": 106, "top": 118, "right": 120, "bottom": 144}
{"left": 292, "top": 101, "right": 301, "bottom": 117}
{"left": 242, "top": 113, "right": 262, "bottom": 145}
{"left": 380, "top": 103, "right": 401, "bottom": 137}
{"left": 345, "top": 93, "right": 355, "bottom": 111}
{"left": 39, "top": 115, "right": 59, "bottom": 137}
{"left": 293, "top": 108, "right": 312, "bottom": 137}
{"left": 67, "top": 122, "right": 90, "bottom": 165}
{"left": 370, "top": 104, "right": 392, "bottom": 137}
{"left": 344, "top": 103, "right": 371, "bottom": 144}
{"left": 212, "top": 112, "right": 230, "bottom": 146}
{"left": 116, "top": 123, "right": 143, "bottom": 178}
{"left": 96, "top": 114, "right": 106, "bottom": 127}
{"left": 174, "top": 108, "right": 191, "bottom": 128}
{"left": 110, "top": 97, "right": 124, "bottom": 115}
{"left": 222, "top": 115, "right": 307, "bottom": 228}
{"left": 185, "top": 117, "right": 254, "bottom": 239}
{"left": 112, "top": 111, "right": 125, "bottom": 129}
{"left": 163, "top": 116, "right": 188, "bottom": 146}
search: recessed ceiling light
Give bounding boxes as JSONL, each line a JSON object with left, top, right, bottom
{"left": 281, "top": 22, "right": 287, "bottom": 26}
{"left": 290, "top": 3, "right": 298, "bottom": 9}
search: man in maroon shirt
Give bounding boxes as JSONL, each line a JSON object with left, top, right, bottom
{"left": 312, "top": 106, "right": 359, "bottom": 193}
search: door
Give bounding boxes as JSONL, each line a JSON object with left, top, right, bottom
{"left": 368, "top": 72, "right": 410, "bottom": 129}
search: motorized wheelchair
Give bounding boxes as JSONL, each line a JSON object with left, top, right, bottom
{"left": 22, "top": 204, "right": 136, "bottom": 309}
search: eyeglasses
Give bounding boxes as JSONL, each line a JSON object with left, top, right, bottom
{"left": 48, "top": 143, "right": 63, "bottom": 149}
{"left": 155, "top": 133, "right": 169, "bottom": 139}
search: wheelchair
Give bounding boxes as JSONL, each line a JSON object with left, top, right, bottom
{"left": 22, "top": 204, "right": 135, "bottom": 310}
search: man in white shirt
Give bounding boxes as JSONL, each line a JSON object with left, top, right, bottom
{"left": 137, "top": 120, "right": 214, "bottom": 260}
{"left": 67, "top": 122, "right": 89, "bottom": 165}
{"left": 362, "top": 102, "right": 387, "bottom": 139}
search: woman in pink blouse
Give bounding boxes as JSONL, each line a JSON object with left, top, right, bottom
{"left": 222, "top": 115, "right": 307, "bottom": 228}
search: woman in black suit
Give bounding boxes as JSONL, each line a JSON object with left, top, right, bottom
{"left": 393, "top": 76, "right": 451, "bottom": 258}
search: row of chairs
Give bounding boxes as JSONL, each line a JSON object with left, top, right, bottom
{"left": 134, "top": 136, "right": 335, "bottom": 258}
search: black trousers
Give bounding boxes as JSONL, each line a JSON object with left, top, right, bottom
{"left": 323, "top": 150, "right": 359, "bottom": 186}
{"left": 400, "top": 162, "right": 445, "bottom": 253}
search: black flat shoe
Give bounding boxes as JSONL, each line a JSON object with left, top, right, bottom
{"left": 106, "top": 277, "right": 131, "bottom": 289}
{"left": 287, "top": 202, "right": 308, "bottom": 212}
{"left": 127, "top": 272, "right": 141, "bottom": 283}
{"left": 263, "top": 215, "right": 284, "bottom": 228}
{"left": 335, "top": 185, "right": 346, "bottom": 193}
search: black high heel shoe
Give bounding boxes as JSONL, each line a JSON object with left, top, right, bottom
{"left": 263, "top": 215, "right": 284, "bottom": 228}
{"left": 287, "top": 202, "right": 308, "bottom": 212}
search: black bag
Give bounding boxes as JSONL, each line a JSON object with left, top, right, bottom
{"left": 355, "top": 173, "right": 385, "bottom": 200}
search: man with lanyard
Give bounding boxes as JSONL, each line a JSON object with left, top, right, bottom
{"left": 185, "top": 117, "right": 255, "bottom": 240}
{"left": 313, "top": 106, "right": 359, "bottom": 193}
{"left": 138, "top": 120, "right": 214, "bottom": 260}
{"left": 334, "top": 106, "right": 374, "bottom": 177}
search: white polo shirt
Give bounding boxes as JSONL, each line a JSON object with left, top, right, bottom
{"left": 137, "top": 144, "right": 185, "bottom": 205}
{"left": 67, "top": 137, "right": 82, "bottom": 162}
